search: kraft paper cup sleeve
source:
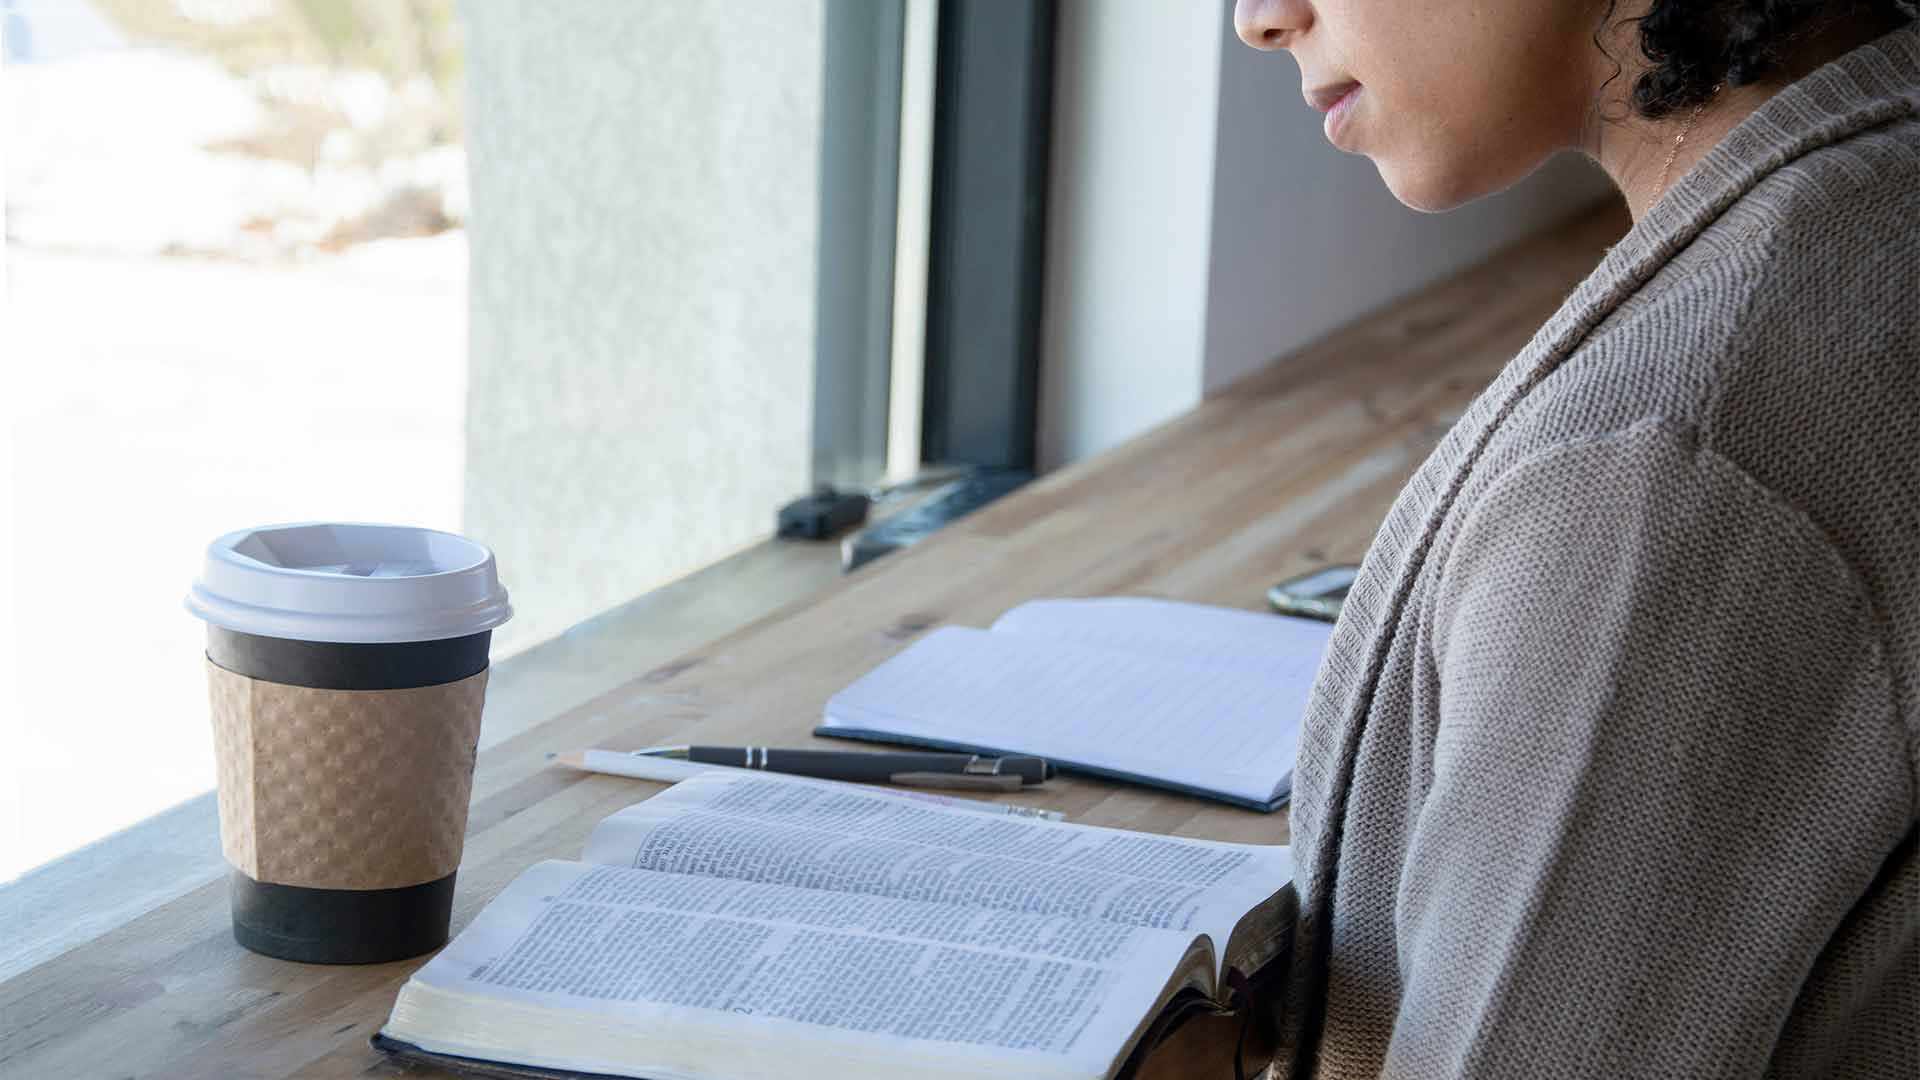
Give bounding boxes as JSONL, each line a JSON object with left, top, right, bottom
{"left": 206, "top": 661, "right": 488, "bottom": 891}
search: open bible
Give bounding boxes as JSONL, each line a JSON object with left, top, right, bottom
{"left": 376, "top": 771, "right": 1296, "bottom": 1080}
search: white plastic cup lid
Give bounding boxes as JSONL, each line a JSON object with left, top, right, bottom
{"left": 185, "top": 522, "right": 513, "bottom": 644}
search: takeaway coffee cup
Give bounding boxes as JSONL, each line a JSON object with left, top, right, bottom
{"left": 185, "top": 522, "right": 511, "bottom": 964}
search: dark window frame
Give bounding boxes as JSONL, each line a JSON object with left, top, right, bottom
{"left": 920, "top": 0, "right": 1056, "bottom": 472}
{"left": 811, "top": 0, "right": 1055, "bottom": 486}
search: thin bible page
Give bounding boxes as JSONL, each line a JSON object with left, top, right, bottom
{"left": 581, "top": 772, "right": 1291, "bottom": 980}
{"left": 391, "top": 859, "right": 1200, "bottom": 1080}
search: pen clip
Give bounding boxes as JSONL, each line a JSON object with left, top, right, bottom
{"left": 890, "top": 771, "right": 1025, "bottom": 793}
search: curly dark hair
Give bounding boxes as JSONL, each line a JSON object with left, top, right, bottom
{"left": 1602, "top": 0, "right": 1917, "bottom": 119}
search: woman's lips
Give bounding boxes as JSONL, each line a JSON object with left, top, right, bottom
{"left": 1312, "top": 83, "right": 1363, "bottom": 149}
{"left": 1303, "top": 81, "right": 1360, "bottom": 113}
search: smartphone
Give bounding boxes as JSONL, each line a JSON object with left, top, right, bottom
{"left": 1267, "top": 564, "right": 1361, "bottom": 622}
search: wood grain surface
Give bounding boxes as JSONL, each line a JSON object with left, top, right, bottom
{"left": 0, "top": 201, "right": 1626, "bottom": 1080}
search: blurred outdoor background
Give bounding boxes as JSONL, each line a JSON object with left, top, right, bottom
{"left": 4, "top": 0, "right": 472, "bottom": 879}
{"left": 4, "top": 0, "right": 827, "bottom": 887}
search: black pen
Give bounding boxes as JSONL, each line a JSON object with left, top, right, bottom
{"left": 637, "top": 745, "right": 1052, "bottom": 791}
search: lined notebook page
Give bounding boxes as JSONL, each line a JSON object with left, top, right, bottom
{"left": 822, "top": 600, "right": 1332, "bottom": 807}
{"left": 991, "top": 598, "right": 1332, "bottom": 681}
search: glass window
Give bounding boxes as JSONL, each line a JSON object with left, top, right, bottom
{"left": 2, "top": 0, "right": 903, "bottom": 881}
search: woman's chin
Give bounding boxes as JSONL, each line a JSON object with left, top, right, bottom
{"left": 1375, "top": 160, "right": 1484, "bottom": 214}
{"left": 1375, "top": 152, "right": 1548, "bottom": 214}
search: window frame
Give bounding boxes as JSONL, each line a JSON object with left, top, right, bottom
{"left": 811, "top": 0, "right": 1057, "bottom": 485}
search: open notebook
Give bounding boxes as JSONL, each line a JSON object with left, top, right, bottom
{"left": 375, "top": 771, "right": 1295, "bottom": 1080}
{"left": 818, "top": 598, "right": 1335, "bottom": 812}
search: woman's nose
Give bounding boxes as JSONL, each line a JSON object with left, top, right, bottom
{"left": 1233, "top": 0, "right": 1312, "bottom": 51}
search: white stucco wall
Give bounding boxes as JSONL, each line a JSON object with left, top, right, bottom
{"left": 462, "top": 2, "right": 822, "bottom": 655}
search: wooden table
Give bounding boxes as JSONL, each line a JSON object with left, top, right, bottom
{"left": 0, "top": 202, "right": 1627, "bottom": 1079}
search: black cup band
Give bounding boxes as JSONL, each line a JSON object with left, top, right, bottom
{"left": 206, "top": 627, "right": 490, "bottom": 691}
{"left": 229, "top": 869, "right": 457, "bottom": 964}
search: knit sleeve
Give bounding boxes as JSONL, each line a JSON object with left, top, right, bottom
{"left": 1391, "top": 419, "right": 1912, "bottom": 1077}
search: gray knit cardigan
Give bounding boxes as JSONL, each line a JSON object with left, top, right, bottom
{"left": 1285, "top": 22, "right": 1919, "bottom": 1079}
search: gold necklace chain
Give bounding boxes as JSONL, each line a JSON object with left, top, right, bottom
{"left": 1651, "top": 82, "right": 1724, "bottom": 209}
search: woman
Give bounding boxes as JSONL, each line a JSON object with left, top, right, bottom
{"left": 1230, "top": 1, "right": 1917, "bottom": 1076}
